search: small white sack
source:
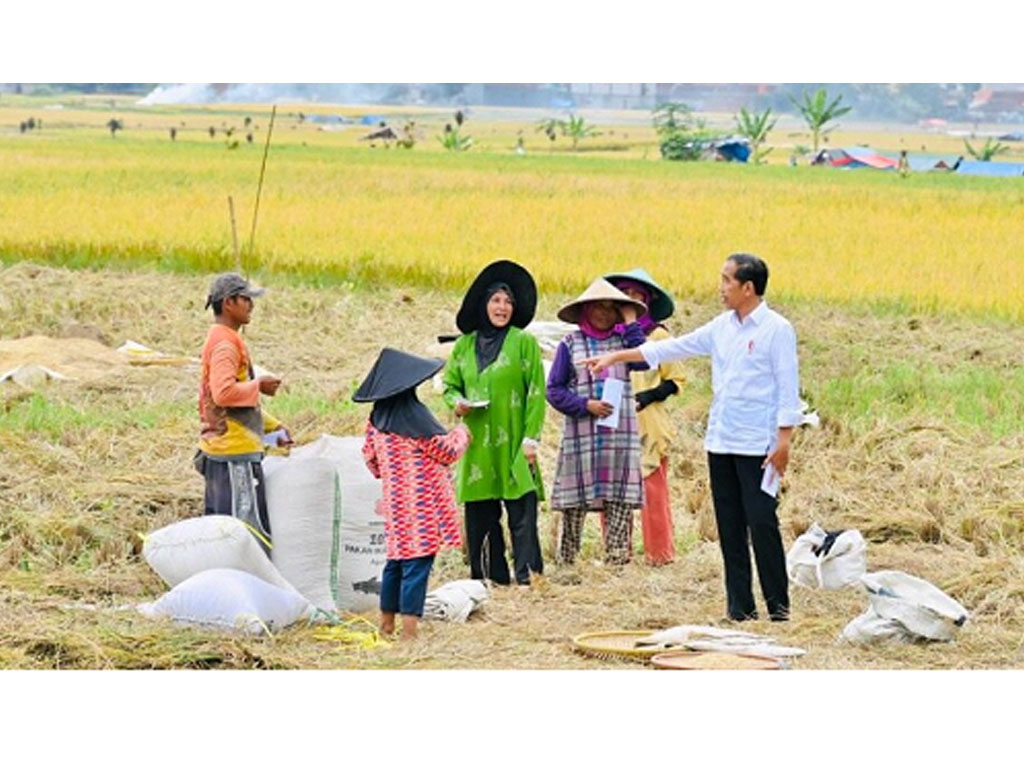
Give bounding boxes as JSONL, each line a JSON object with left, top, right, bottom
{"left": 143, "top": 515, "right": 298, "bottom": 595}
{"left": 862, "top": 570, "right": 968, "bottom": 641}
{"left": 423, "top": 580, "right": 490, "bottom": 623}
{"left": 137, "top": 568, "right": 314, "bottom": 635}
{"left": 842, "top": 606, "right": 917, "bottom": 644}
{"left": 786, "top": 522, "right": 867, "bottom": 590}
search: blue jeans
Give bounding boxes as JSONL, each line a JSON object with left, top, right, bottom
{"left": 380, "top": 555, "right": 436, "bottom": 617}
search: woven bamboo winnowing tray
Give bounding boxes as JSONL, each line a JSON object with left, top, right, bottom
{"left": 650, "top": 649, "right": 783, "bottom": 670}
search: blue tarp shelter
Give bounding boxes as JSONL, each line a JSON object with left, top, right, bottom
{"left": 956, "top": 161, "right": 1024, "bottom": 177}
{"left": 714, "top": 139, "right": 750, "bottom": 162}
{"left": 906, "top": 154, "right": 959, "bottom": 172}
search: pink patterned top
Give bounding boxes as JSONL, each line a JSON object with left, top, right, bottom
{"left": 362, "top": 421, "right": 469, "bottom": 560}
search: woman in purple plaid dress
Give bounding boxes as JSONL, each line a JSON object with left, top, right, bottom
{"left": 546, "top": 278, "right": 648, "bottom": 565}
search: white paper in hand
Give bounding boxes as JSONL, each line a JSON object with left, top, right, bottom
{"left": 760, "top": 463, "right": 780, "bottom": 498}
{"left": 596, "top": 377, "right": 624, "bottom": 430}
{"left": 263, "top": 428, "right": 288, "bottom": 447}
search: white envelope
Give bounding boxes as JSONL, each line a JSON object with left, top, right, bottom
{"left": 596, "top": 378, "right": 624, "bottom": 430}
{"left": 760, "top": 463, "right": 780, "bottom": 498}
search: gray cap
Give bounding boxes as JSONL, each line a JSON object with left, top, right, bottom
{"left": 205, "top": 272, "right": 266, "bottom": 309}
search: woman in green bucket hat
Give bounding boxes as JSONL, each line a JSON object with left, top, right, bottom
{"left": 604, "top": 268, "right": 686, "bottom": 565}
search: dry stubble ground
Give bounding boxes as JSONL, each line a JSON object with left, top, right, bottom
{"left": 2, "top": 262, "right": 1024, "bottom": 669}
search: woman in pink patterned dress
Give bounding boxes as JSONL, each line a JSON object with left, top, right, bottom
{"left": 354, "top": 347, "right": 470, "bottom": 640}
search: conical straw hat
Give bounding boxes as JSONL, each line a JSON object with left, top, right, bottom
{"left": 557, "top": 278, "right": 648, "bottom": 324}
{"left": 603, "top": 267, "right": 675, "bottom": 322}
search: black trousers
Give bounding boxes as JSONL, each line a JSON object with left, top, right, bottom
{"left": 199, "top": 455, "right": 272, "bottom": 557}
{"left": 707, "top": 453, "right": 789, "bottom": 621}
{"left": 465, "top": 492, "right": 543, "bottom": 585}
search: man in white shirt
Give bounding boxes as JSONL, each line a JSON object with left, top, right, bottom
{"left": 584, "top": 253, "right": 801, "bottom": 621}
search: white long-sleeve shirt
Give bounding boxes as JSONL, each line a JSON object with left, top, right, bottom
{"left": 639, "top": 301, "right": 802, "bottom": 456}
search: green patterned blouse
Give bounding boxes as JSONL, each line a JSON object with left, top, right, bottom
{"left": 442, "top": 326, "right": 547, "bottom": 503}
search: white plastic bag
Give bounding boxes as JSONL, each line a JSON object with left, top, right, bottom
{"left": 786, "top": 522, "right": 867, "bottom": 590}
{"left": 137, "top": 568, "right": 314, "bottom": 635}
{"left": 862, "top": 570, "right": 968, "bottom": 641}
{"left": 423, "top": 580, "right": 490, "bottom": 622}
{"left": 264, "top": 456, "right": 340, "bottom": 612}
{"left": 143, "top": 515, "right": 297, "bottom": 594}
{"left": 842, "top": 607, "right": 916, "bottom": 644}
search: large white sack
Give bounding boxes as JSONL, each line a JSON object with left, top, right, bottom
{"left": 786, "top": 522, "right": 867, "bottom": 590}
{"left": 137, "top": 568, "right": 314, "bottom": 635}
{"left": 862, "top": 570, "right": 968, "bottom": 641}
{"left": 270, "top": 435, "right": 387, "bottom": 613}
{"left": 264, "top": 456, "right": 340, "bottom": 612}
{"left": 143, "top": 515, "right": 297, "bottom": 595}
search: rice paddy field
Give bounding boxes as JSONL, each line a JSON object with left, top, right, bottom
{"left": 2, "top": 94, "right": 1024, "bottom": 670}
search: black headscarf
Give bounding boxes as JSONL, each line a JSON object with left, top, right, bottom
{"left": 370, "top": 389, "right": 446, "bottom": 440}
{"left": 475, "top": 282, "right": 515, "bottom": 372}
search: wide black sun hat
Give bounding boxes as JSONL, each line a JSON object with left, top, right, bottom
{"left": 352, "top": 347, "right": 444, "bottom": 403}
{"left": 455, "top": 260, "right": 538, "bottom": 334}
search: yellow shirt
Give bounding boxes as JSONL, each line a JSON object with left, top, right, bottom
{"left": 632, "top": 326, "right": 687, "bottom": 476}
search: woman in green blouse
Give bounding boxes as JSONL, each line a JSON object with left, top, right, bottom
{"left": 443, "top": 260, "right": 547, "bottom": 586}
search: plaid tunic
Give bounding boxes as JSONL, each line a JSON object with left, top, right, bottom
{"left": 548, "top": 330, "right": 644, "bottom": 511}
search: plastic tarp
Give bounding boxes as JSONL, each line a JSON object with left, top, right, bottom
{"left": 956, "top": 161, "right": 1024, "bottom": 177}
{"left": 906, "top": 154, "right": 957, "bottom": 172}
{"left": 840, "top": 147, "right": 899, "bottom": 169}
{"left": 715, "top": 140, "right": 750, "bottom": 162}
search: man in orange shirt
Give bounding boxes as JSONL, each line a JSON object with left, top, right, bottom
{"left": 195, "top": 273, "right": 292, "bottom": 555}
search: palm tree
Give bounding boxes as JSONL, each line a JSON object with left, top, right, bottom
{"left": 438, "top": 123, "right": 472, "bottom": 151}
{"left": 963, "top": 137, "right": 1009, "bottom": 162}
{"left": 561, "top": 113, "right": 601, "bottom": 150}
{"left": 734, "top": 107, "right": 777, "bottom": 164}
{"left": 790, "top": 88, "right": 852, "bottom": 153}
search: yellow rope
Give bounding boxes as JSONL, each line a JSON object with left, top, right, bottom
{"left": 311, "top": 614, "right": 388, "bottom": 649}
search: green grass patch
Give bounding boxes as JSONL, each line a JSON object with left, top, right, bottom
{"left": 817, "top": 361, "right": 1024, "bottom": 437}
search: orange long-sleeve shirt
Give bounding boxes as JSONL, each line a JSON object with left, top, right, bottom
{"left": 198, "top": 325, "right": 281, "bottom": 459}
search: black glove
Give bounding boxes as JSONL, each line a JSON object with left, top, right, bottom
{"left": 635, "top": 379, "right": 678, "bottom": 411}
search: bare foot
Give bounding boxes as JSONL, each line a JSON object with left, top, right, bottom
{"left": 400, "top": 615, "right": 419, "bottom": 640}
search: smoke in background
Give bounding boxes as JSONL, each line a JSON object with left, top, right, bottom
{"left": 138, "top": 83, "right": 447, "bottom": 105}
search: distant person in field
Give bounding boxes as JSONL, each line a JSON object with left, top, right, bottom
{"left": 443, "top": 260, "right": 547, "bottom": 587}
{"left": 355, "top": 348, "right": 470, "bottom": 640}
{"left": 605, "top": 269, "right": 686, "bottom": 566}
{"left": 195, "top": 273, "right": 292, "bottom": 556}
{"left": 547, "top": 278, "right": 648, "bottom": 566}
{"left": 584, "top": 254, "right": 802, "bottom": 621}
